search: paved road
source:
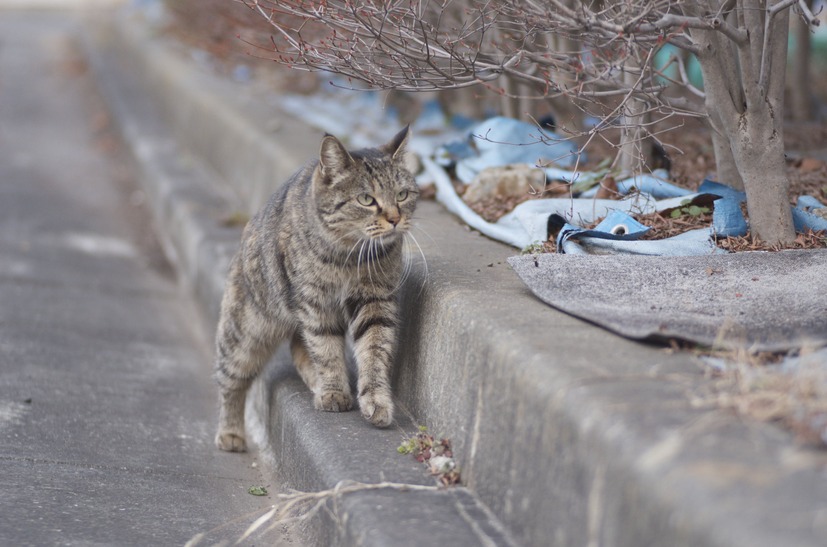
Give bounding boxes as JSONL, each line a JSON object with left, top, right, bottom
{"left": 0, "top": 11, "right": 277, "bottom": 545}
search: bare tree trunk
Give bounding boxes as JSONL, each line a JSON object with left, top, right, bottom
{"left": 702, "top": 8, "right": 745, "bottom": 190}
{"left": 690, "top": 1, "right": 795, "bottom": 244}
{"left": 739, "top": 3, "right": 794, "bottom": 243}
{"left": 619, "top": 61, "right": 652, "bottom": 176}
{"left": 500, "top": 74, "right": 523, "bottom": 119}
{"left": 544, "top": 26, "right": 584, "bottom": 134}
{"left": 735, "top": 123, "right": 792, "bottom": 243}
{"left": 708, "top": 111, "right": 745, "bottom": 190}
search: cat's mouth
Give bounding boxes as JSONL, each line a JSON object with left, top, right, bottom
{"left": 366, "top": 220, "right": 408, "bottom": 240}
{"left": 372, "top": 230, "right": 402, "bottom": 243}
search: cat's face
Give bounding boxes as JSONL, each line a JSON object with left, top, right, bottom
{"left": 313, "top": 128, "right": 418, "bottom": 248}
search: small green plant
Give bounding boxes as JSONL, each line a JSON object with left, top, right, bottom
{"left": 248, "top": 485, "right": 268, "bottom": 496}
{"left": 397, "top": 438, "right": 417, "bottom": 455}
{"left": 521, "top": 242, "right": 546, "bottom": 255}
{"left": 670, "top": 199, "right": 711, "bottom": 219}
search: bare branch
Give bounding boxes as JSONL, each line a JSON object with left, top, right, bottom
{"left": 797, "top": 0, "right": 821, "bottom": 26}
{"left": 758, "top": 0, "right": 798, "bottom": 98}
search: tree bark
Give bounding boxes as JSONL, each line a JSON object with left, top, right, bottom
{"left": 619, "top": 61, "right": 653, "bottom": 176}
{"left": 731, "top": 108, "right": 793, "bottom": 243}
{"left": 708, "top": 110, "right": 745, "bottom": 190}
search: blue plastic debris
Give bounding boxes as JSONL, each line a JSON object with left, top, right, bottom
{"left": 423, "top": 154, "right": 729, "bottom": 252}
{"left": 697, "top": 179, "right": 749, "bottom": 237}
{"left": 498, "top": 194, "right": 659, "bottom": 246}
{"left": 579, "top": 170, "right": 691, "bottom": 199}
{"left": 711, "top": 198, "right": 748, "bottom": 237}
{"left": 698, "top": 179, "right": 746, "bottom": 202}
{"left": 422, "top": 157, "right": 659, "bottom": 249}
{"left": 553, "top": 208, "right": 723, "bottom": 256}
{"left": 232, "top": 64, "right": 252, "bottom": 83}
{"left": 593, "top": 210, "right": 651, "bottom": 236}
{"left": 698, "top": 180, "right": 827, "bottom": 236}
{"left": 455, "top": 117, "right": 580, "bottom": 183}
{"left": 558, "top": 226, "right": 725, "bottom": 256}
{"left": 554, "top": 210, "right": 651, "bottom": 254}
{"left": 792, "top": 195, "right": 827, "bottom": 232}
{"left": 434, "top": 139, "right": 477, "bottom": 167}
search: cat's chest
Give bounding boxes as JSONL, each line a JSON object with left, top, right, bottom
{"left": 302, "top": 265, "right": 358, "bottom": 305}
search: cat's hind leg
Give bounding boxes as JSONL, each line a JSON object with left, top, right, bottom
{"left": 214, "top": 284, "right": 282, "bottom": 452}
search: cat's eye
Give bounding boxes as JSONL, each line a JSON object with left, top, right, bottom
{"left": 356, "top": 193, "right": 376, "bottom": 206}
{"left": 396, "top": 190, "right": 409, "bottom": 202}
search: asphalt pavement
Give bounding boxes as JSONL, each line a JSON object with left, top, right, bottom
{"left": 0, "top": 11, "right": 281, "bottom": 546}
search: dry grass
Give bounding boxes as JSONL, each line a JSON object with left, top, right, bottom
{"left": 692, "top": 347, "right": 827, "bottom": 447}
{"left": 185, "top": 480, "right": 443, "bottom": 546}
{"left": 717, "top": 230, "right": 827, "bottom": 252}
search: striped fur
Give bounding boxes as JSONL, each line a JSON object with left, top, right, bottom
{"left": 214, "top": 127, "right": 418, "bottom": 452}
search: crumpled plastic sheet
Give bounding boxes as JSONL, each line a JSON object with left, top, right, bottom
{"left": 422, "top": 156, "right": 726, "bottom": 252}
{"left": 558, "top": 226, "right": 725, "bottom": 255}
{"left": 495, "top": 194, "right": 662, "bottom": 246}
{"left": 698, "top": 179, "right": 748, "bottom": 237}
{"left": 280, "top": 84, "right": 471, "bottom": 154}
{"left": 793, "top": 195, "right": 827, "bottom": 232}
{"left": 423, "top": 155, "right": 663, "bottom": 248}
{"left": 446, "top": 117, "right": 581, "bottom": 183}
{"left": 579, "top": 170, "right": 692, "bottom": 199}
{"left": 698, "top": 179, "right": 827, "bottom": 236}
{"left": 554, "top": 208, "right": 726, "bottom": 256}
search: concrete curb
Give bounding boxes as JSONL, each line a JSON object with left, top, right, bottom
{"left": 86, "top": 9, "right": 827, "bottom": 547}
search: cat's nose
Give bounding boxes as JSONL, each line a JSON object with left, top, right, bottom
{"left": 386, "top": 209, "right": 401, "bottom": 227}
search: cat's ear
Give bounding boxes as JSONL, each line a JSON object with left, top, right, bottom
{"left": 319, "top": 134, "right": 353, "bottom": 175}
{"left": 383, "top": 126, "right": 410, "bottom": 161}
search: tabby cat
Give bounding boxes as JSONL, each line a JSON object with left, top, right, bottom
{"left": 214, "top": 127, "right": 418, "bottom": 452}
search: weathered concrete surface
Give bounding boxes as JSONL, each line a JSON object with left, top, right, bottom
{"left": 86, "top": 6, "right": 827, "bottom": 547}
{"left": 509, "top": 251, "right": 827, "bottom": 351}
{"left": 0, "top": 11, "right": 281, "bottom": 546}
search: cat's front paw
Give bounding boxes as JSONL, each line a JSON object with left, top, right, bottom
{"left": 359, "top": 392, "right": 394, "bottom": 427}
{"left": 215, "top": 430, "right": 247, "bottom": 452}
{"left": 315, "top": 390, "right": 353, "bottom": 412}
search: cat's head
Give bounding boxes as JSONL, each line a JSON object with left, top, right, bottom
{"left": 312, "top": 127, "right": 418, "bottom": 247}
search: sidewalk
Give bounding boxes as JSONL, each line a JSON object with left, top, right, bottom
{"left": 0, "top": 11, "right": 280, "bottom": 545}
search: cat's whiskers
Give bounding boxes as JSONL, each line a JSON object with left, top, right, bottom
{"left": 356, "top": 238, "right": 369, "bottom": 280}
{"left": 342, "top": 232, "right": 366, "bottom": 267}
{"left": 392, "top": 239, "right": 414, "bottom": 295}
{"left": 410, "top": 222, "right": 437, "bottom": 246}
{"left": 403, "top": 231, "right": 428, "bottom": 296}
{"left": 371, "top": 238, "right": 386, "bottom": 284}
